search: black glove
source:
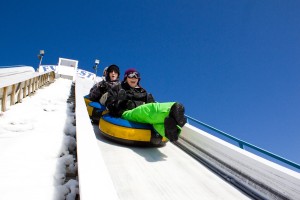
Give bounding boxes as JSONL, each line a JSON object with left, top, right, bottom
{"left": 107, "top": 100, "right": 127, "bottom": 118}
{"left": 126, "top": 100, "right": 135, "bottom": 109}
{"left": 118, "top": 89, "right": 127, "bottom": 100}
{"left": 117, "top": 100, "right": 128, "bottom": 109}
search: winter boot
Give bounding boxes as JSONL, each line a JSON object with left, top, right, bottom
{"left": 164, "top": 117, "right": 179, "bottom": 142}
{"left": 169, "top": 103, "right": 187, "bottom": 127}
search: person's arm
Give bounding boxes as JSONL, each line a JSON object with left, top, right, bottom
{"left": 89, "top": 83, "right": 101, "bottom": 101}
{"left": 146, "top": 93, "right": 155, "bottom": 103}
{"left": 105, "top": 86, "right": 127, "bottom": 117}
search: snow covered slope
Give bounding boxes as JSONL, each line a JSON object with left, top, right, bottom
{"left": 76, "top": 76, "right": 300, "bottom": 200}
{"left": 1, "top": 70, "right": 299, "bottom": 200}
{"left": 0, "top": 78, "right": 78, "bottom": 200}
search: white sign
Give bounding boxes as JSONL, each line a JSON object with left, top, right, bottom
{"left": 77, "top": 69, "right": 96, "bottom": 80}
{"left": 39, "top": 65, "right": 57, "bottom": 73}
{"left": 39, "top": 65, "right": 95, "bottom": 80}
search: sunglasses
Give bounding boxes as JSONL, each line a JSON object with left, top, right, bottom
{"left": 127, "top": 72, "right": 140, "bottom": 79}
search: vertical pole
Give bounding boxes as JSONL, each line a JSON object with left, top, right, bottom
{"left": 37, "top": 50, "right": 45, "bottom": 71}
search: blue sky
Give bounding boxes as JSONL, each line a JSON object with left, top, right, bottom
{"left": 1, "top": 1, "right": 299, "bottom": 167}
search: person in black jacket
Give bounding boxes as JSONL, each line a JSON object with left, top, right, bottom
{"left": 105, "top": 68, "right": 186, "bottom": 142}
{"left": 89, "top": 64, "right": 120, "bottom": 104}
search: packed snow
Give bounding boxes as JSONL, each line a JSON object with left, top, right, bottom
{"left": 1, "top": 69, "right": 300, "bottom": 200}
{"left": 0, "top": 78, "right": 78, "bottom": 200}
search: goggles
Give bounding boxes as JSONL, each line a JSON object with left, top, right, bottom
{"left": 127, "top": 71, "right": 140, "bottom": 79}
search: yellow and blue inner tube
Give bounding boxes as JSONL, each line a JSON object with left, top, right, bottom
{"left": 84, "top": 95, "right": 106, "bottom": 122}
{"left": 84, "top": 95, "right": 93, "bottom": 116}
{"left": 100, "top": 113, "right": 168, "bottom": 146}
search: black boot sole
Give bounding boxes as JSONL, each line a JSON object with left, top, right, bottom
{"left": 164, "top": 117, "right": 179, "bottom": 142}
{"left": 170, "top": 103, "right": 187, "bottom": 127}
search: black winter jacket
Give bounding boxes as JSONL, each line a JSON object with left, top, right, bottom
{"left": 105, "top": 82, "right": 155, "bottom": 117}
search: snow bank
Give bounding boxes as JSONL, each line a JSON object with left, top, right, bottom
{"left": 0, "top": 78, "right": 78, "bottom": 200}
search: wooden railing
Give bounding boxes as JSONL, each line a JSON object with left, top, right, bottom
{"left": 0, "top": 71, "right": 55, "bottom": 112}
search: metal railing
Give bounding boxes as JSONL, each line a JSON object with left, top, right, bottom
{"left": 185, "top": 115, "right": 300, "bottom": 171}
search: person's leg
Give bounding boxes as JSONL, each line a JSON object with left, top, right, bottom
{"left": 122, "top": 102, "right": 185, "bottom": 141}
{"left": 122, "top": 102, "right": 175, "bottom": 137}
{"left": 151, "top": 123, "right": 182, "bottom": 138}
{"left": 154, "top": 103, "right": 186, "bottom": 141}
{"left": 169, "top": 102, "right": 187, "bottom": 127}
{"left": 152, "top": 123, "right": 165, "bottom": 137}
{"left": 122, "top": 102, "right": 175, "bottom": 124}
{"left": 164, "top": 117, "right": 179, "bottom": 141}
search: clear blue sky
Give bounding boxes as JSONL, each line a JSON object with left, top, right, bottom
{"left": 1, "top": 1, "right": 299, "bottom": 167}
